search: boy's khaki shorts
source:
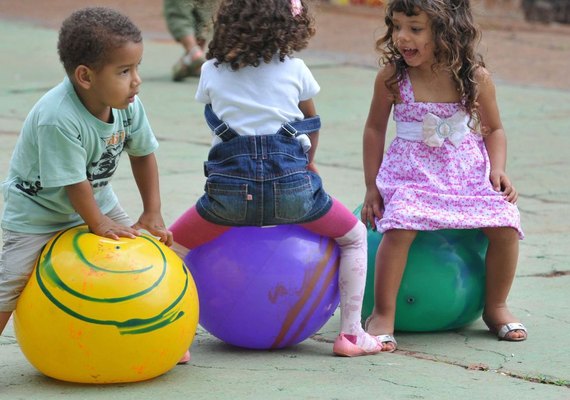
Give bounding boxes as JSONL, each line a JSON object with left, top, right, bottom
{"left": 0, "top": 205, "right": 132, "bottom": 312}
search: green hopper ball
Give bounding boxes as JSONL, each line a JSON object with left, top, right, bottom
{"left": 355, "top": 205, "right": 488, "bottom": 332}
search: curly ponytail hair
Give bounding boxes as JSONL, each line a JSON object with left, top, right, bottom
{"left": 207, "top": 0, "right": 315, "bottom": 70}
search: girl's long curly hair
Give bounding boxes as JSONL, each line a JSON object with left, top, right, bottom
{"left": 377, "top": 0, "right": 484, "bottom": 122}
{"left": 207, "top": 0, "right": 315, "bottom": 70}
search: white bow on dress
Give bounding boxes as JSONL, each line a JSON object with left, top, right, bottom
{"left": 422, "top": 111, "right": 470, "bottom": 147}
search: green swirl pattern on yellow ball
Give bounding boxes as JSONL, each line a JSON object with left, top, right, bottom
{"left": 35, "top": 226, "right": 189, "bottom": 335}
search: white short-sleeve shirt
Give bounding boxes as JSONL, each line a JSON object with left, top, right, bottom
{"left": 195, "top": 55, "right": 320, "bottom": 145}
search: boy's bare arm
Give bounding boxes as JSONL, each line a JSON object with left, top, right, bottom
{"left": 65, "top": 180, "right": 139, "bottom": 240}
{"left": 129, "top": 153, "right": 173, "bottom": 245}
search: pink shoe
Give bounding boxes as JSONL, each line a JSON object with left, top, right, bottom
{"left": 333, "top": 334, "right": 383, "bottom": 357}
{"left": 177, "top": 350, "right": 191, "bottom": 364}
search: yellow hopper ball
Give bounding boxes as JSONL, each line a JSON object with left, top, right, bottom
{"left": 14, "top": 225, "right": 199, "bottom": 384}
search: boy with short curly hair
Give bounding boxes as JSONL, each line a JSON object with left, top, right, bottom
{"left": 0, "top": 7, "right": 173, "bottom": 340}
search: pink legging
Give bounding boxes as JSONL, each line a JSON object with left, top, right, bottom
{"left": 170, "top": 197, "right": 358, "bottom": 250}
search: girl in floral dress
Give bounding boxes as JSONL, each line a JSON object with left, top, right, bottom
{"left": 361, "top": 0, "right": 527, "bottom": 351}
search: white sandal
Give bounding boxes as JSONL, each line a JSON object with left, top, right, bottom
{"left": 364, "top": 316, "right": 398, "bottom": 352}
{"left": 375, "top": 334, "right": 397, "bottom": 352}
{"left": 497, "top": 322, "right": 528, "bottom": 342}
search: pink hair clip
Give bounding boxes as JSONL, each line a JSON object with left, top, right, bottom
{"left": 291, "top": 0, "right": 302, "bottom": 16}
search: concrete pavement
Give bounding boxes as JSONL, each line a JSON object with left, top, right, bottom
{"left": 0, "top": 18, "right": 569, "bottom": 400}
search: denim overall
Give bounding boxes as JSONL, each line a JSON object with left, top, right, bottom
{"left": 196, "top": 105, "right": 333, "bottom": 226}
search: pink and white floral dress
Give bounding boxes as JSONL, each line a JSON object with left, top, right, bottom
{"left": 376, "top": 70, "right": 524, "bottom": 238}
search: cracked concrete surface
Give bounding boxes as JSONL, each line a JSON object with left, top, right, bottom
{"left": 0, "top": 6, "right": 569, "bottom": 400}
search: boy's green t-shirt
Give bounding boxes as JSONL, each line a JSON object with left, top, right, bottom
{"left": 1, "top": 77, "right": 159, "bottom": 234}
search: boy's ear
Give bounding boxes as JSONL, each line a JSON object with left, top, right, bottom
{"left": 74, "top": 65, "right": 94, "bottom": 89}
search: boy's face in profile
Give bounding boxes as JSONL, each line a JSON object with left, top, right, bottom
{"left": 81, "top": 41, "right": 144, "bottom": 120}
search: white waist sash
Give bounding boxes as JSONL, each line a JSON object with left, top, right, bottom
{"left": 396, "top": 111, "right": 470, "bottom": 147}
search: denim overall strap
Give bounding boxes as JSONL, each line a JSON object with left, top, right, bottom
{"left": 204, "top": 104, "right": 240, "bottom": 142}
{"left": 276, "top": 116, "right": 321, "bottom": 138}
{"left": 204, "top": 104, "right": 321, "bottom": 141}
